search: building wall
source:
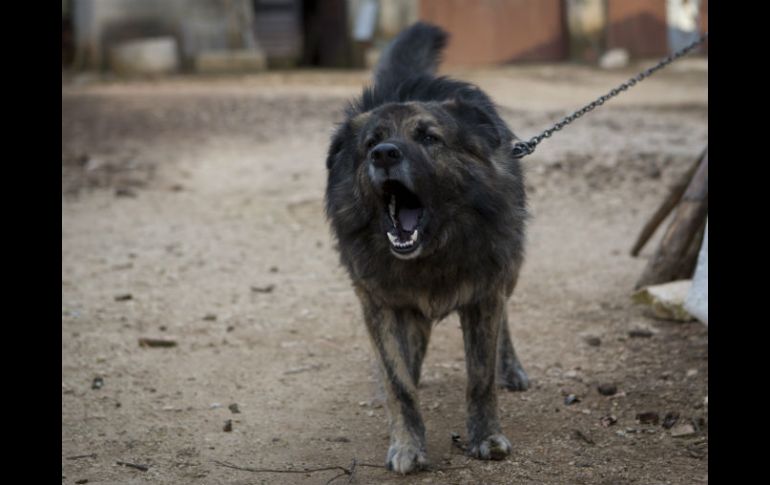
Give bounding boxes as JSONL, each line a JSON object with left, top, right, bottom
{"left": 606, "top": 0, "right": 668, "bottom": 57}
{"left": 419, "top": 0, "right": 567, "bottom": 66}
{"left": 72, "top": 0, "right": 261, "bottom": 70}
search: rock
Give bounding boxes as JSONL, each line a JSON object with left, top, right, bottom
{"left": 251, "top": 284, "right": 275, "bottom": 294}
{"left": 599, "top": 49, "right": 630, "bottom": 70}
{"left": 91, "top": 376, "right": 104, "bottom": 390}
{"left": 636, "top": 412, "right": 660, "bottom": 425}
{"left": 597, "top": 383, "right": 617, "bottom": 396}
{"left": 662, "top": 412, "right": 680, "bottom": 429}
{"left": 114, "top": 294, "right": 133, "bottom": 302}
{"left": 203, "top": 314, "right": 217, "bottom": 321}
{"left": 670, "top": 423, "right": 696, "bottom": 437}
{"left": 583, "top": 335, "right": 602, "bottom": 347}
{"left": 600, "top": 415, "right": 617, "bottom": 427}
{"left": 223, "top": 420, "right": 233, "bottom": 432}
{"left": 228, "top": 403, "right": 241, "bottom": 414}
{"left": 632, "top": 280, "right": 695, "bottom": 322}
{"left": 564, "top": 394, "right": 580, "bottom": 405}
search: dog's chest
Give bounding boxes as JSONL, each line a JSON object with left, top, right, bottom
{"left": 365, "top": 277, "right": 479, "bottom": 320}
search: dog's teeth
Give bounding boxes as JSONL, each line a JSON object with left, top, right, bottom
{"left": 410, "top": 230, "right": 419, "bottom": 242}
{"left": 387, "top": 232, "right": 398, "bottom": 245}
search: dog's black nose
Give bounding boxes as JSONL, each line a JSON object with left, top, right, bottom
{"left": 370, "top": 143, "right": 403, "bottom": 169}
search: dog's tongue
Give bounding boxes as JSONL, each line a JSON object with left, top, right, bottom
{"left": 398, "top": 208, "right": 420, "bottom": 231}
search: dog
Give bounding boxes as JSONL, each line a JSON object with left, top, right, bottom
{"left": 324, "top": 22, "right": 529, "bottom": 474}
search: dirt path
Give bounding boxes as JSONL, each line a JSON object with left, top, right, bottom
{"left": 62, "top": 62, "right": 708, "bottom": 484}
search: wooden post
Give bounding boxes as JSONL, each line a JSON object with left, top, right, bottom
{"left": 630, "top": 147, "right": 706, "bottom": 257}
{"left": 635, "top": 149, "right": 708, "bottom": 289}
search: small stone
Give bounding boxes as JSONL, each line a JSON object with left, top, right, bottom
{"left": 114, "top": 294, "right": 133, "bottom": 302}
{"left": 597, "top": 383, "right": 617, "bottom": 396}
{"left": 564, "top": 394, "right": 580, "bottom": 405}
{"left": 636, "top": 412, "right": 660, "bottom": 425}
{"left": 583, "top": 336, "right": 602, "bottom": 347}
{"left": 203, "top": 314, "right": 217, "bottom": 321}
{"left": 223, "top": 420, "right": 233, "bottom": 432}
{"left": 600, "top": 415, "right": 618, "bottom": 427}
{"left": 632, "top": 281, "right": 694, "bottom": 322}
{"left": 228, "top": 403, "right": 240, "bottom": 414}
{"left": 75, "top": 480, "right": 89, "bottom": 484}
{"left": 686, "top": 369, "right": 698, "bottom": 378}
{"left": 251, "top": 284, "right": 275, "bottom": 293}
{"left": 670, "top": 423, "right": 696, "bottom": 437}
{"left": 91, "top": 376, "right": 104, "bottom": 390}
{"left": 662, "top": 412, "right": 680, "bottom": 429}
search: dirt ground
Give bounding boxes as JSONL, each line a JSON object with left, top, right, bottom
{"left": 62, "top": 60, "right": 708, "bottom": 485}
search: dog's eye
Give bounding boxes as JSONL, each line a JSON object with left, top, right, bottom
{"left": 421, "top": 134, "right": 439, "bottom": 145}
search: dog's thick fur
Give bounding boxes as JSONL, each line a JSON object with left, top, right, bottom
{"left": 325, "top": 23, "right": 529, "bottom": 474}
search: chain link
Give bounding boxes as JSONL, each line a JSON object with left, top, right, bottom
{"left": 511, "top": 32, "right": 708, "bottom": 159}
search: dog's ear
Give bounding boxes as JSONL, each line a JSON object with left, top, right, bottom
{"left": 443, "top": 98, "right": 501, "bottom": 153}
{"left": 326, "top": 128, "right": 346, "bottom": 169}
{"left": 326, "top": 112, "right": 371, "bottom": 170}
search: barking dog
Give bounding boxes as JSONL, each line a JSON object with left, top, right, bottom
{"left": 324, "top": 23, "right": 529, "bottom": 474}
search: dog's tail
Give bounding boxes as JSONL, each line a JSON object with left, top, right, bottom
{"left": 373, "top": 22, "right": 448, "bottom": 91}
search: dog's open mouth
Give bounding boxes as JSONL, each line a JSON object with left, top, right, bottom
{"left": 381, "top": 180, "right": 425, "bottom": 257}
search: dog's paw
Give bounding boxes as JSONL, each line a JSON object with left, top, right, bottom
{"left": 468, "top": 433, "right": 512, "bottom": 461}
{"left": 498, "top": 364, "right": 530, "bottom": 391}
{"left": 386, "top": 442, "right": 428, "bottom": 474}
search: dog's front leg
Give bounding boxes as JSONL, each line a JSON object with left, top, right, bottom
{"left": 358, "top": 291, "right": 430, "bottom": 474}
{"left": 459, "top": 296, "right": 512, "bottom": 460}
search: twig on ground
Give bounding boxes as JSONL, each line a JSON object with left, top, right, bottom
{"left": 116, "top": 461, "right": 150, "bottom": 472}
{"left": 66, "top": 453, "right": 97, "bottom": 460}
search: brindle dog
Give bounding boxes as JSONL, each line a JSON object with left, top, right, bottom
{"left": 325, "top": 23, "right": 529, "bottom": 474}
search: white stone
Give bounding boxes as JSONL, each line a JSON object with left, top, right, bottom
{"left": 632, "top": 280, "right": 694, "bottom": 322}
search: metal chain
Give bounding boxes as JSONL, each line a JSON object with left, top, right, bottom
{"left": 511, "top": 32, "right": 709, "bottom": 159}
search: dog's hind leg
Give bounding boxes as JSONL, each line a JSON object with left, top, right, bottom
{"left": 497, "top": 311, "right": 530, "bottom": 391}
{"left": 358, "top": 291, "right": 431, "bottom": 474}
{"left": 459, "top": 296, "right": 512, "bottom": 460}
